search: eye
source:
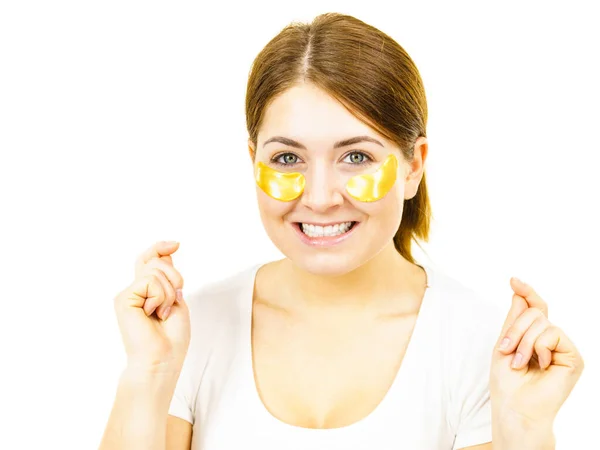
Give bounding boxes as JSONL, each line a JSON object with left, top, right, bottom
{"left": 342, "top": 151, "right": 372, "bottom": 165}
{"left": 272, "top": 152, "right": 302, "bottom": 166}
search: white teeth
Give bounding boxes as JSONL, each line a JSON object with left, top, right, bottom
{"left": 300, "top": 222, "right": 354, "bottom": 238}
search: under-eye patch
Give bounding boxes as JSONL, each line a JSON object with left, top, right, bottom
{"left": 255, "top": 153, "right": 398, "bottom": 203}
{"left": 255, "top": 162, "right": 306, "bottom": 201}
{"left": 345, "top": 153, "right": 398, "bottom": 202}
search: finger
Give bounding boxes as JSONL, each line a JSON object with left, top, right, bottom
{"left": 143, "top": 260, "right": 182, "bottom": 307}
{"left": 143, "top": 268, "right": 176, "bottom": 319}
{"left": 159, "top": 254, "right": 173, "bottom": 266}
{"left": 497, "top": 293, "right": 529, "bottom": 347}
{"left": 534, "top": 334, "right": 554, "bottom": 370}
{"left": 135, "top": 242, "right": 178, "bottom": 280}
{"left": 535, "top": 326, "right": 584, "bottom": 371}
{"left": 497, "top": 307, "right": 546, "bottom": 354}
{"left": 115, "top": 273, "right": 164, "bottom": 312}
{"left": 511, "top": 315, "right": 552, "bottom": 369}
{"left": 510, "top": 277, "right": 548, "bottom": 318}
{"left": 136, "top": 241, "right": 179, "bottom": 267}
{"left": 143, "top": 258, "right": 184, "bottom": 293}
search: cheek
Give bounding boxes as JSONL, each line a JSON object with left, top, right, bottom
{"left": 348, "top": 183, "right": 405, "bottom": 222}
{"left": 256, "top": 188, "right": 296, "bottom": 222}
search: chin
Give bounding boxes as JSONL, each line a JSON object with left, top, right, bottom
{"left": 288, "top": 251, "right": 366, "bottom": 277}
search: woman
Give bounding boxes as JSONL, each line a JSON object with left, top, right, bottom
{"left": 100, "top": 13, "right": 584, "bottom": 450}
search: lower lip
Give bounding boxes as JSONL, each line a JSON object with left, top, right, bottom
{"left": 292, "top": 222, "right": 360, "bottom": 247}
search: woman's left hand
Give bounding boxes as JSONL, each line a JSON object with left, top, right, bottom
{"left": 490, "top": 277, "right": 585, "bottom": 426}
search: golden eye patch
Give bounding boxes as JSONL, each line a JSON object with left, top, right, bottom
{"left": 255, "top": 154, "right": 398, "bottom": 202}
{"left": 255, "top": 162, "right": 306, "bottom": 201}
{"left": 345, "top": 153, "right": 398, "bottom": 202}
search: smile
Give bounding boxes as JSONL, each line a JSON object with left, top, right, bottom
{"left": 300, "top": 221, "right": 355, "bottom": 237}
{"left": 292, "top": 221, "right": 360, "bottom": 247}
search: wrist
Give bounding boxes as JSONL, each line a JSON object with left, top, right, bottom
{"left": 120, "top": 362, "right": 183, "bottom": 392}
{"left": 124, "top": 358, "right": 184, "bottom": 377}
{"left": 118, "top": 365, "right": 182, "bottom": 412}
{"left": 493, "top": 412, "right": 555, "bottom": 450}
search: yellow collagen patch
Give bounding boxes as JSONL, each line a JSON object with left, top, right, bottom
{"left": 345, "top": 154, "right": 398, "bottom": 202}
{"left": 255, "top": 162, "right": 306, "bottom": 201}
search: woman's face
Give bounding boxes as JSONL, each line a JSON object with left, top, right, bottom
{"left": 249, "top": 82, "right": 427, "bottom": 276}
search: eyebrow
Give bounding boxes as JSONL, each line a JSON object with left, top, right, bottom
{"left": 262, "top": 135, "right": 384, "bottom": 149}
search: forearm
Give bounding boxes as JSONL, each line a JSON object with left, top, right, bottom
{"left": 98, "top": 366, "right": 181, "bottom": 450}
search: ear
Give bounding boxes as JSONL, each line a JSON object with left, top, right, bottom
{"left": 403, "top": 136, "right": 428, "bottom": 200}
{"left": 247, "top": 139, "right": 256, "bottom": 162}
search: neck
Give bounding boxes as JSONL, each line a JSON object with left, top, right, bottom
{"left": 277, "top": 242, "right": 423, "bottom": 312}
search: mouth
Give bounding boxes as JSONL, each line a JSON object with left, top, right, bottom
{"left": 291, "top": 221, "right": 360, "bottom": 247}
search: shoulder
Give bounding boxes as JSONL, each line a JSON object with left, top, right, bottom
{"left": 425, "top": 265, "right": 506, "bottom": 378}
{"left": 181, "top": 264, "right": 259, "bottom": 357}
{"left": 426, "top": 268, "right": 507, "bottom": 438}
{"left": 185, "top": 264, "right": 259, "bottom": 321}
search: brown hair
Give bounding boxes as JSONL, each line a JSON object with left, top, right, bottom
{"left": 245, "top": 12, "right": 431, "bottom": 264}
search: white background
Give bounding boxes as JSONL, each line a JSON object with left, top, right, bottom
{"left": 1, "top": 1, "right": 598, "bottom": 449}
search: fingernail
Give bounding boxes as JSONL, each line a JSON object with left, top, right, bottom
{"left": 498, "top": 337, "right": 510, "bottom": 350}
{"left": 176, "top": 289, "right": 182, "bottom": 303}
{"left": 162, "top": 306, "right": 171, "bottom": 321}
{"left": 512, "top": 352, "right": 523, "bottom": 369}
{"left": 514, "top": 277, "right": 526, "bottom": 286}
{"left": 164, "top": 240, "right": 178, "bottom": 246}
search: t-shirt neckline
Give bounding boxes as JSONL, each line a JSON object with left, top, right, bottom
{"left": 238, "top": 261, "right": 435, "bottom": 437}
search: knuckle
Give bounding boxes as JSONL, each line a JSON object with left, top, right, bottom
{"left": 152, "top": 269, "right": 175, "bottom": 298}
{"left": 172, "top": 271, "right": 184, "bottom": 289}
{"left": 145, "top": 258, "right": 168, "bottom": 273}
{"left": 520, "top": 333, "right": 536, "bottom": 350}
{"left": 505, "top": 328, "right": 518, "bottom": 342}
{"left": 516, "top": 341, "right": 533, "bottom": 357}
{"left": 526, "top": 307, "right": 544, "bottom": 319}
{"left": 146, "top": 260, "right": 183, "bottom": 289}
{"left": 146, "top": 273, "right": 164, "bottom": 296}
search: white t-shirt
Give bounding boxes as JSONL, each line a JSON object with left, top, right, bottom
{"left": 168, "top": 262, "right": 505, "bottom": 450}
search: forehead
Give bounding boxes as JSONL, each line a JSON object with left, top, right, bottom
{"left": 258, "top": 83, "right": 384, "bottom": 147}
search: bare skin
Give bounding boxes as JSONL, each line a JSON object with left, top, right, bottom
{"left": 251, "top": 254, "right": 428, "bottom": 429}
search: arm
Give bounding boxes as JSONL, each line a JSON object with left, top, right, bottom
{"left": 98, "top": 367, "right": 184, "bottom": 450}
{"left": 492, "top": 416, "right": 555, "bottom": 450}
{"left": 166, "top": 415, "right": 192, "bottom": 450}
{"left": 459, "top": 420, "right": 556, "bottom": 450}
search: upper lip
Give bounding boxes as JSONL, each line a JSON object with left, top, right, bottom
{"left": 295, "top": 221, "right": 357, "bottom": 226}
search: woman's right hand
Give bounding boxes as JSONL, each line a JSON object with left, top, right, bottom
{"left": 113, "top": 241, "right": 191, "bottom": 373}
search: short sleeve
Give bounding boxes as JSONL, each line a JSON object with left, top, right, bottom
{"left": 451, "top": 298, "right": 504, "bottom": 450}
{"left": 167, "top": 304, "right": 206, "bottom": 426}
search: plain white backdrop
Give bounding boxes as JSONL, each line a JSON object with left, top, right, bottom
{"left": 1, "top": 1, "right": 598, "bottom": 448}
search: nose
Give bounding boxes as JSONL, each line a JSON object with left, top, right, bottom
{"left": 300, "top": 164, "right": 344, "bottom": 212}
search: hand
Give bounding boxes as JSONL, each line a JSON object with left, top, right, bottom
{"left": 113, "top": 241, "right": 191, "bottom": 372}
{"left": 490, "top": 277, "right": 585, "bottom": 426}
